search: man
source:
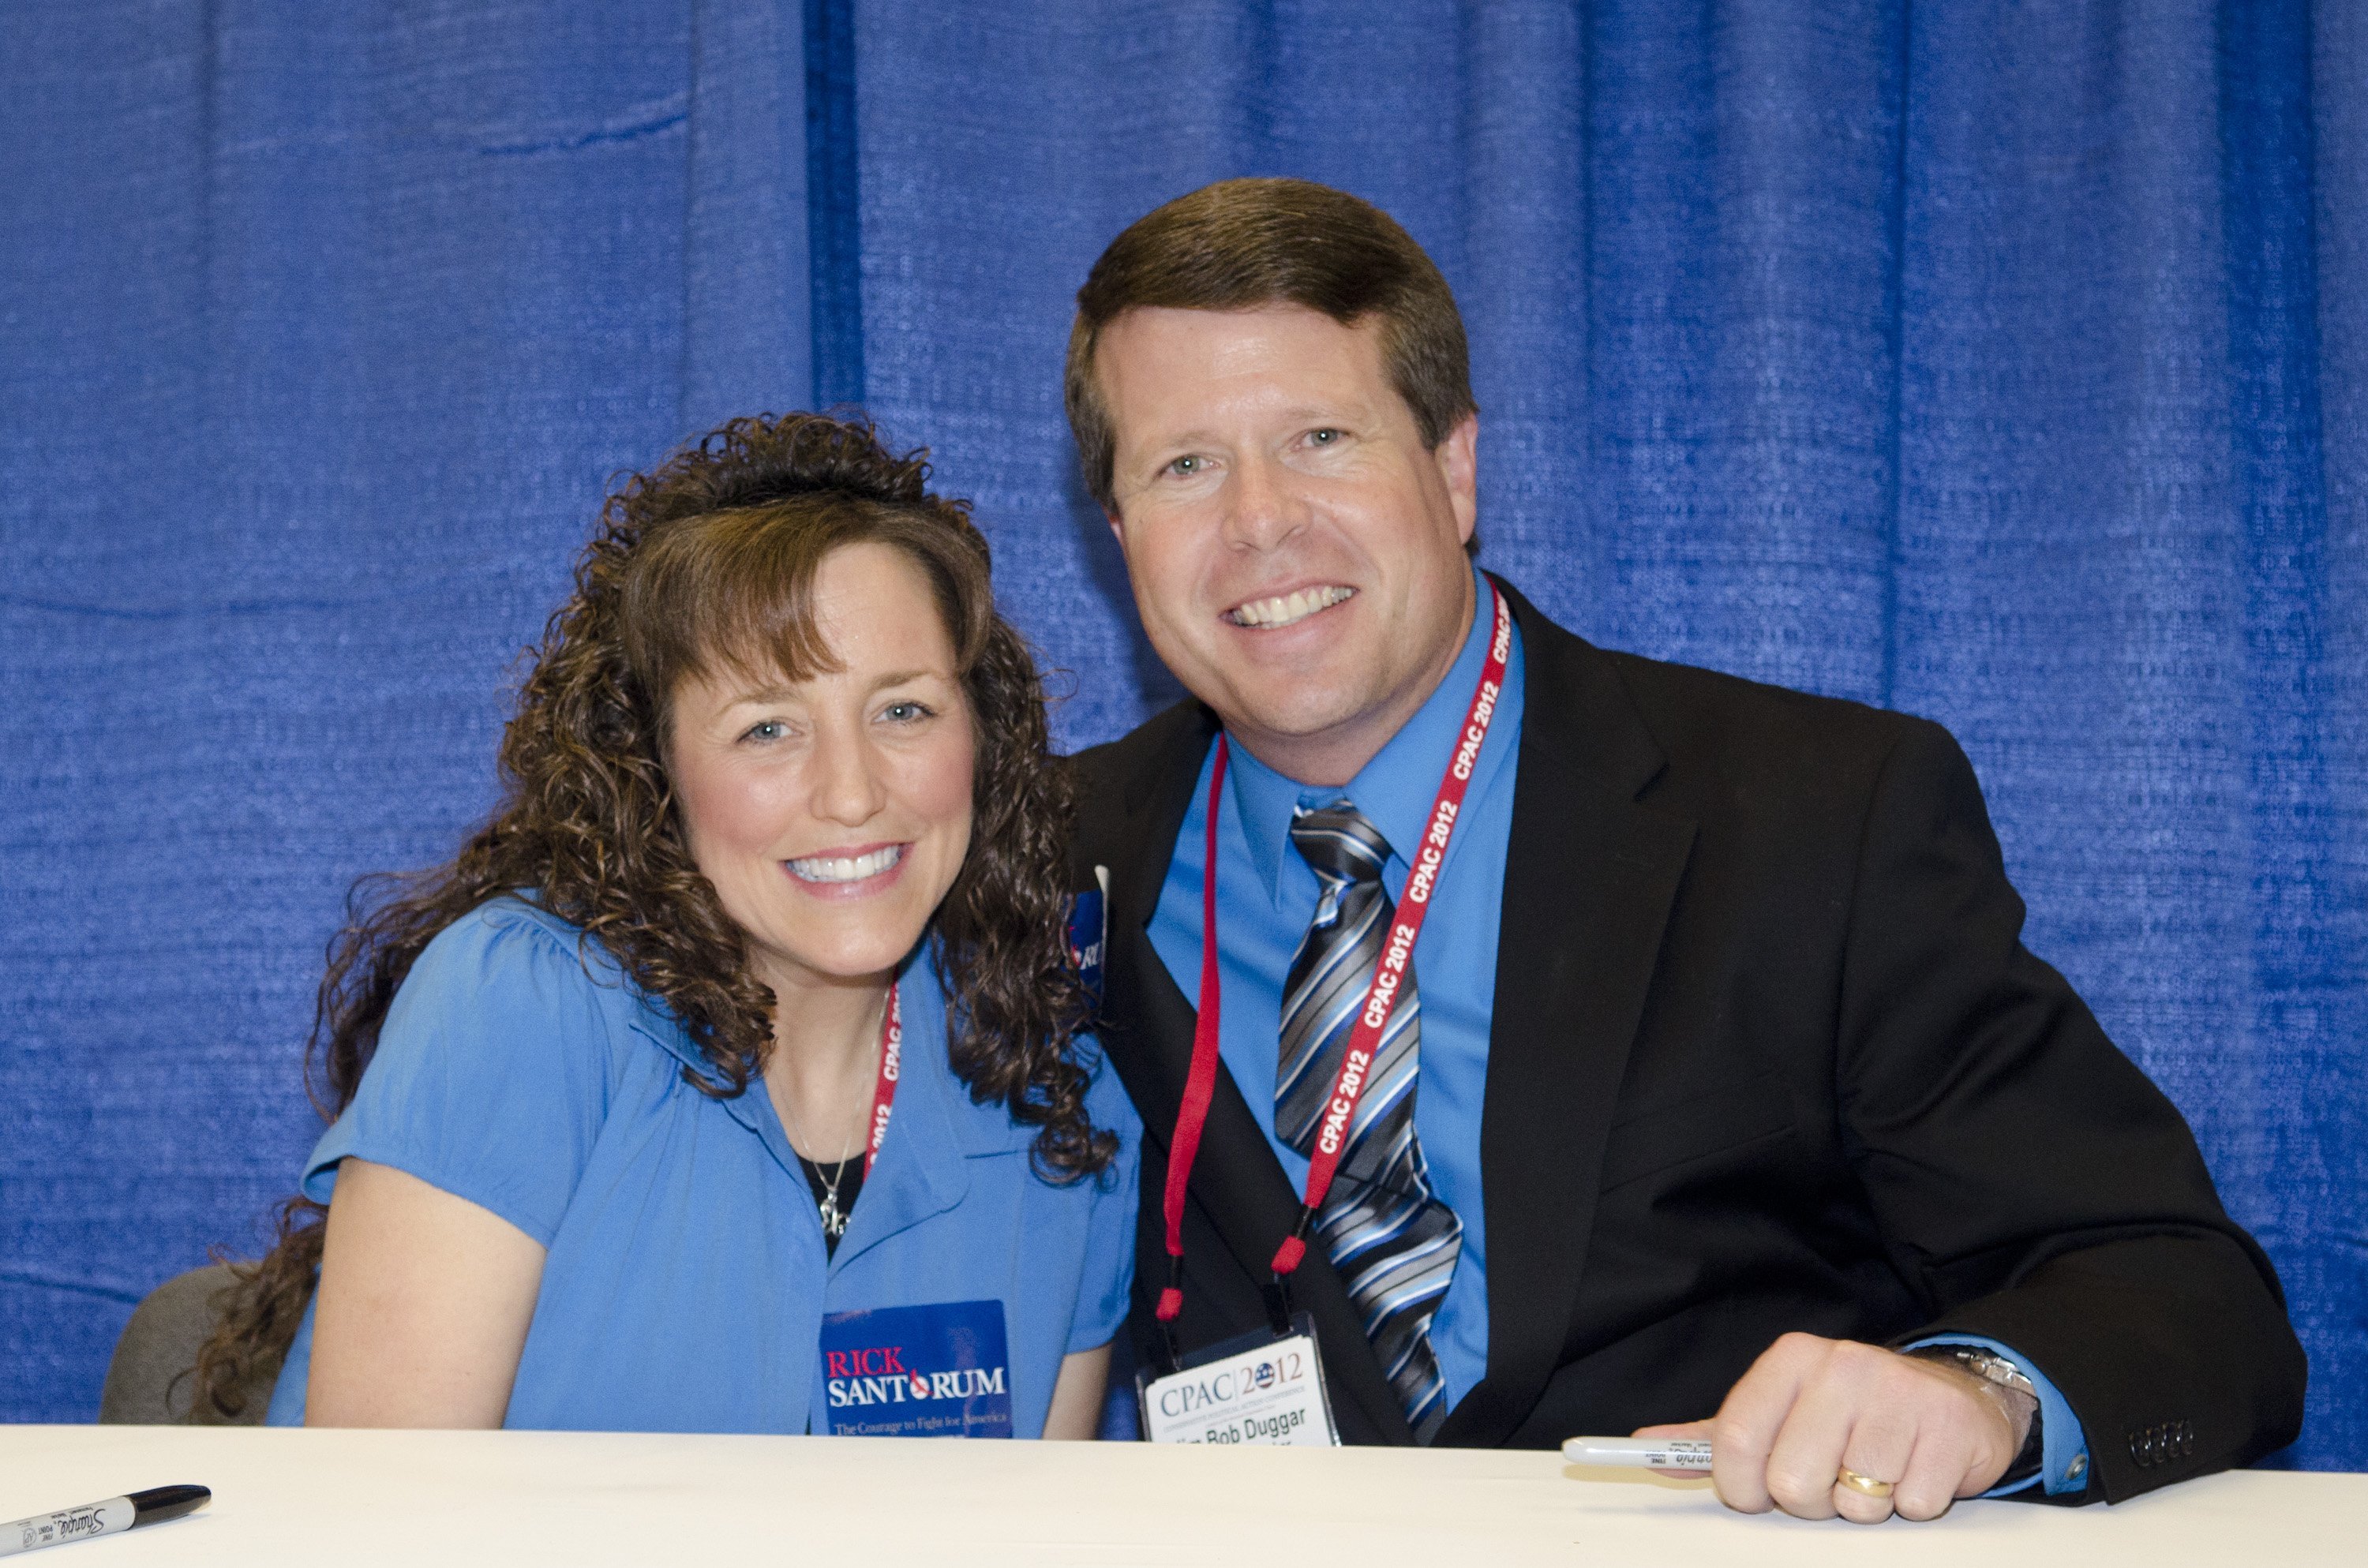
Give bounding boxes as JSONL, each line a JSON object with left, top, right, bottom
{"left": 1062, "top": 178, "right": 2304, "bottom": 1521}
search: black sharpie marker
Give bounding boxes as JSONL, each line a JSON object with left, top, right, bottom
{"left": 1, "top": 1486, "right": 210, "bottom": 1557}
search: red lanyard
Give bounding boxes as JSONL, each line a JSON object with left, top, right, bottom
{"left": 1153, "top": 584, "right": 1511, "bottom": 1326}
{"left": 863, "top": 982, "right": 902, "bottom": 1177}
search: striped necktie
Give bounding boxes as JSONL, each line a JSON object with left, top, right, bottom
{"left": 1278, "top": 800, "right": 1463, "bottom": 1440}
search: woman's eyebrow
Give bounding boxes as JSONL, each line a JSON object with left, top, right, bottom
{"left": 723, "top": 683, "right": 801, "bottom": 705}
{"left": 868, "top": 668, "right": 949, "bottom": 690}
{"left": 721, "top": 666, "right": 946, "bottom": 706}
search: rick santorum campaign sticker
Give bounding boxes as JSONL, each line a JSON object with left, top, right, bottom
{"left": 819, "top": 1299, "right": 1013, "bottom": 1437}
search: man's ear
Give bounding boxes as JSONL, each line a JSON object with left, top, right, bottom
{"left": 1437, "top": 413, "right": 1479, "bottom": 544}
{"left": 1104, "top": 508, "right": 1127, "bottom": 549}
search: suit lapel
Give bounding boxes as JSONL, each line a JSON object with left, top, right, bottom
{"left": 1096, "top": 704, "right": 1416, "bottom": 1445}
{"left": 1434, "top": 582, "right": 1698, "bottom": 1448}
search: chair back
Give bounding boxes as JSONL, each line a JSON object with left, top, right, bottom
{"left": 99, "top": 1263, "right": 279, "bottom": 1424}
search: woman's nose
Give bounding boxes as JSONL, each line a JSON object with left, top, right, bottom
{"left": 811, "top": 729, "right": 889, "bottom": 826}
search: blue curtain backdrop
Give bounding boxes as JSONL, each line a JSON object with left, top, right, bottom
{"left": 2, "top": 1, "right": 2360, "bottom": 1468}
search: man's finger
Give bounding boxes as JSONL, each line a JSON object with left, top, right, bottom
{"left": 1890, "top": 1426, "right": 1972, "bottom": 1523}
{"left": 1830, "top": 1469, "right": 1898, "bottom": 1525}
{"left": 1706, "top": 1333, "right": 1825, "bottom": 1514}
{"left": 1833, "top": 1413, "right": 1918, "bottom": 1525}
{"left": 1762, "top": 1341, "right": 1900, "bottom": 1519}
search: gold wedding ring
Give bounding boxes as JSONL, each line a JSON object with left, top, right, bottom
{"left": 1835, "top": 1466, "right": 1895, "bottom": 1499}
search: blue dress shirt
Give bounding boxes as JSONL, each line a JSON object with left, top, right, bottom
{"left": 1147, "top": 567, "right": 2089, "bottom": 1491}
{"left": 265, "top": 896, "right": 1138, "bottom": 1436}
{"left": 1148, "top": 567, "right": 1522, "bottom": 1409}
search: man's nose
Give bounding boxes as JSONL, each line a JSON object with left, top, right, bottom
{"left": 811, "top": 725, "right": 889, "bottom": 827}
{"left": 1221, "top": 451, "right": 1306, "bottom": 551}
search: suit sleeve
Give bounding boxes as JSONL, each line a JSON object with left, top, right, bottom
{"left": 1833, "top": 718, "right": 2305, "bottom": 1503}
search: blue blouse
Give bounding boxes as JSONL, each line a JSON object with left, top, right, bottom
{"left": 264, "top": 897, "right": 1138, "bottom": 1437}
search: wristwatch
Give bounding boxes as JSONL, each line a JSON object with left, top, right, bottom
{"left": 1905, "top": 1345, "right": 2049, "bottom": 1487}
{"left": 1925, "top": 1345, "right": 2038, "bottom": 1400}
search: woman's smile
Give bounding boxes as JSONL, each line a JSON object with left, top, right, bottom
{"left": 783, "top": 841, "right": 908, "bottom": 891}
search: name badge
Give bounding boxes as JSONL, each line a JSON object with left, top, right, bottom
{"left": 819, "top": 1299, "right": 1013, "bottom": 1438}
{"left": 1137, "top": 1312, "right": 1340, "bottom": 1446}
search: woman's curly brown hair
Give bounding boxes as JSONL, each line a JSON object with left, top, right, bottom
{"left": 190, "top": 411, "right": 1113, "bottom": 1417}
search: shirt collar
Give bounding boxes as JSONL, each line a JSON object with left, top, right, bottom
{"left": 631, "top": 940, "right": 1025, "bottom": 1158}
{"left": 1228, "top": 565, "right": 1508, "bottom": 906}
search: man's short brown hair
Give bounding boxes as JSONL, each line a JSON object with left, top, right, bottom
{"left": 1064, "top": 178, "right": 1476, "bottom": 514}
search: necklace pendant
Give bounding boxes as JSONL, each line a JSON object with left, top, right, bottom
{"left": 818, "top": 1192, "right": 845, "bottom": 1239}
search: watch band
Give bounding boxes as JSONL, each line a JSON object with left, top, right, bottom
{"left": 1946, "top": 1346, "right": 2038, "bottom": 1399}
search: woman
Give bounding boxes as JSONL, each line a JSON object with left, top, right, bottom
{"left": 195, "top": 413, "right": 1137, "bottom": 1439}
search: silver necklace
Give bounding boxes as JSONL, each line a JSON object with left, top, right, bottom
{"left": 809, "top": 1151, "right": 856, "bottom": 1241}
{"left": 781, "top": 1095, "right": 861, "bottom": 1241}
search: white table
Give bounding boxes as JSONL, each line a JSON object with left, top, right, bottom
{"left": 3, "top": 1424, "right": 2359, "bottom": 1566}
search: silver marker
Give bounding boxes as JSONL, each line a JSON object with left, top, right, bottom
{"left": 2, "top": 1486, "right": 209, "bottom": 1557}
{"left": 1561, "top": 1436, "right": 1715, "bottom": 1471}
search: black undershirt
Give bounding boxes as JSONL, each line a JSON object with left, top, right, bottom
{"left": 796, "top": 1151, "right": 865, "bottom": 1256}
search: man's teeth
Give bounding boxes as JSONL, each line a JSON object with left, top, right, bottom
{"left": 1227, "top": 585, "right": 1354, "bottom": 629}
{"left": 786, "top": 846, "right": 903, "bottom": 884}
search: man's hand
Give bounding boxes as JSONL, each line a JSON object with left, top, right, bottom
{"left": 1633, "top": 1333, "right": 2036, "bottom": 1523}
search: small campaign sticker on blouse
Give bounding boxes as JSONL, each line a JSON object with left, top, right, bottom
{"left": 1067, "top": 866, "right": 1110, "bottom": 1013}
{"left": 1137, "top": 1313, "right": 1339, "bottom": 1446}
{"left": 819, "top": 1300, "right": 1013, "bottom": 1437}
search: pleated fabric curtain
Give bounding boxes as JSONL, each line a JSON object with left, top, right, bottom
{"left": 1, "top": 1, "right": 2359, "bottom": 1469}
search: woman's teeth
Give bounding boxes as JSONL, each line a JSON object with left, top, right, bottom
{"left": 1227, "top": 584, "right": 1354, "bottom": 629}
{"left": 785, "top": 845, "right": 903, "bottom": 884}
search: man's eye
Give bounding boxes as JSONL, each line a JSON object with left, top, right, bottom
{"left": 1308, "top": 428, "right": 1341, "bottom": 446}
{"left": 1167, "top": 455, "right": 1204, "bottom": 476}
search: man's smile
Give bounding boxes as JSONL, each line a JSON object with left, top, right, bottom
{"left": 1224, "top": 583, "right": 1355, "bottom": 630}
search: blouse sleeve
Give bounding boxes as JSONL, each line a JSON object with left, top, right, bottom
{"left": 1066, "top": 1041, "right": 1143, "bottom": 1354}
{"left": 297, "top": 900, "right": 620, "bottom": 1248}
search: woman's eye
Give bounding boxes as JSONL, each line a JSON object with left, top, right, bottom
{"left": 882, "top": 701, "right": 932, "bottom": 724}
{"left": 741, "top": 720, "right": 787, "bottom": 743}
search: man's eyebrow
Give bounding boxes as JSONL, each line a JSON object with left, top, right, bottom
{"left": 1127, "top": 405, "right": 1354, "bottom": 462}
{"left": 1135, "top": 428, "right": 1216, "bottom": 458}
{"left": 1140, "top": 401, "right": 1362, "bottom": 449}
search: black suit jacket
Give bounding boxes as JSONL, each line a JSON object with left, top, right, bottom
{"left": 1069, "top": 577, "right": 2304, "bottom": 1501}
